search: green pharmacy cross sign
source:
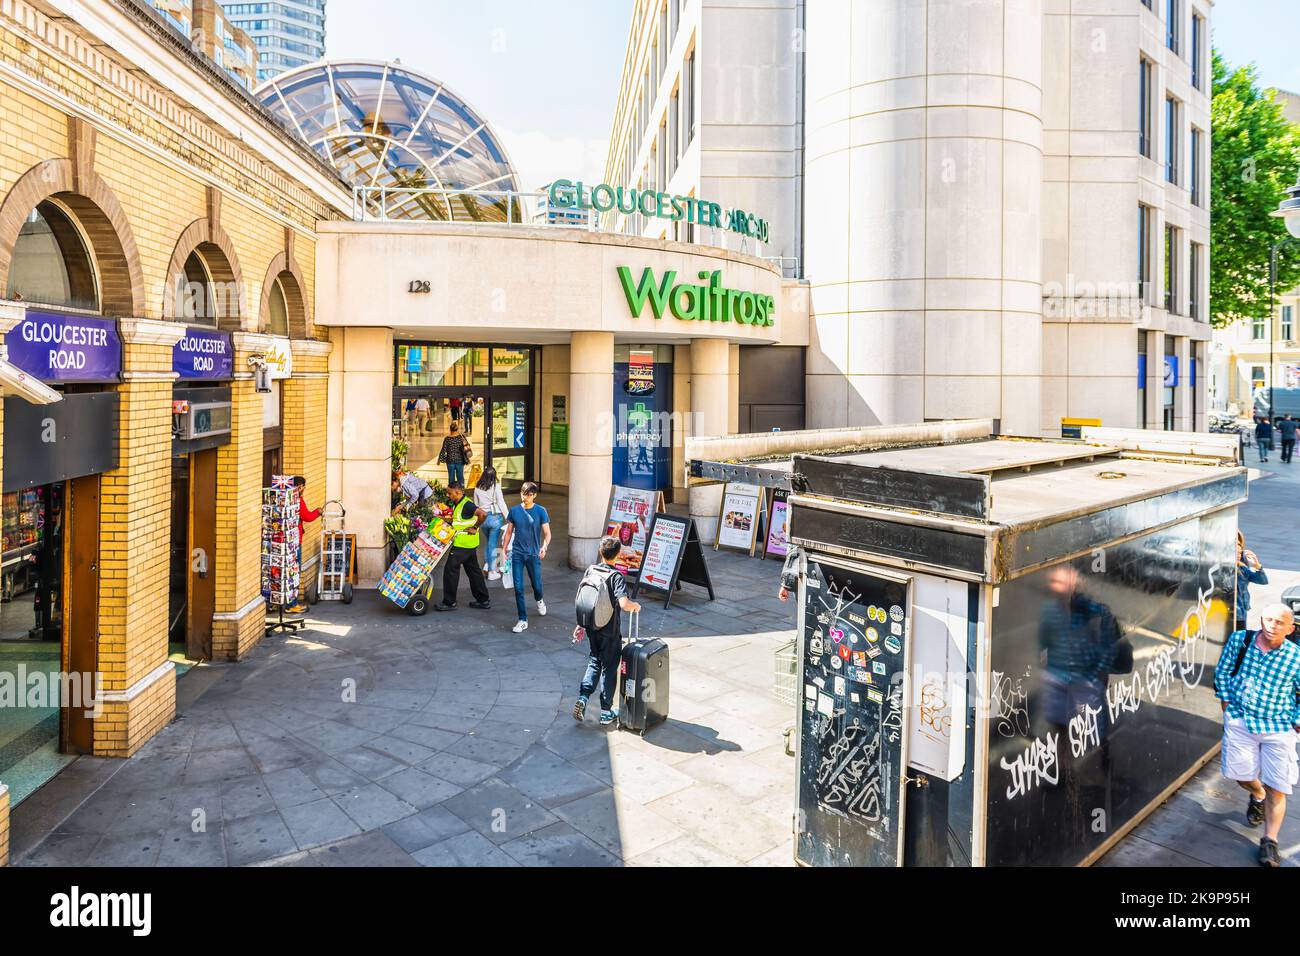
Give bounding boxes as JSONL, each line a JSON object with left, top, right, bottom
{"left": 549, "top": 180, "right": 769, "bottom": 243}
{"left": 618, "top": 266, "right": 776, "bottom": 328}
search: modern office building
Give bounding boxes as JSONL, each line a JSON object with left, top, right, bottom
{"left": 220, "top": 0, "right": 326, "bottom": 82}
{"left": 143, "top": 0, "right": 261, "bottom": 88}
{"left": 604, "top": 0, "right": 1213, "bottom": 436}
{"left": 532, "top": 186, "right": 595, "bottom": 228}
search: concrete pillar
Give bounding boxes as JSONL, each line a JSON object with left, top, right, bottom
{"left": 1173, "top": 335, "right": 1192, "bottom": 431}
{"left": 97, "top": 318, "right": 182, "bottom": 756}
{"left": 671, "top": 343, "right": 691, "bottom": 504}
{"left": 327, "top": 327, "right": 394, "bottom": 587}
{"left": 539, "top": 345, "right": 571, "bottom": 490}
{"left": 1145, "top": 330, "right": 1165, "bottom": 429}
{"left": 803, "top": 0, "right": 1043, "bottom": 435}
{"left": 568, "top": 332, "right": 614, "bottom": 568}
{"left": 690, "top": 338, "right": 732, "bottom": 543}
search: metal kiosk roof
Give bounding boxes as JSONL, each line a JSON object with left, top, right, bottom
{"left": 685, "top": 420, "right": 1247, "bottom": 584}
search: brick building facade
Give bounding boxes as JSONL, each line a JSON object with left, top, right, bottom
{"left": 0, "top": 0, "right": 350, "bottom": 862}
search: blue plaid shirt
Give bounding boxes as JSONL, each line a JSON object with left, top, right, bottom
{"left": 1214, "top": 629, "right": 1300, "bottom": 734}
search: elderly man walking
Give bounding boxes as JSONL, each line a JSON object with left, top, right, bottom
{"left": 1214, "top": 603, "right": 1300, "bottom": 867}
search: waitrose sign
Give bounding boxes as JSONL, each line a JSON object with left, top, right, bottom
{"left": 550, "top": 180, "right": 769, "bottom": 243}
{"left": 618, "top": 267, "right": 776, "bottom": 328}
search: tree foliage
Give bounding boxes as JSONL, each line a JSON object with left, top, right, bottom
{"left": 1211, "top": 51, "right": 1300, "bottom": 329}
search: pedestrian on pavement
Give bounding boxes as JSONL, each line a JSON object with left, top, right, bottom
{"left": 500, "top": 481, "right": 551, "bottom": 633}
{"left": 437, "top": 420, "right": 472, "bottom": 488}
{"left": 435, "top": 482, "right": 491, "bottom": 612}
{"left": 1214, "top": 603, "right": 1300, "bottom": 867}
{"left": 1256, "top": 417, "right": 1274, "bottom": 463}
{"left": 391, "top": 469, "right": 434, "bottom": 514}
{"left": 572, "top": 534, "right": 641, "bottom": 726}
{"left": 474, "top": 466, "right": 509, "bottom": 579}
{"left": 461, "top": 392, "right": 474, "bottom": 436}
{"left": 414, "top": 395, "right": 431, "bottom": 435}
{"left": 1236, "top": 531, "right": 1268, "bottom": 632}
{"left": 1278, "top": 415, "right": 1299, "bottom": 464}
{"left": 777, "top": 544, "right": 803, "bottom": 603}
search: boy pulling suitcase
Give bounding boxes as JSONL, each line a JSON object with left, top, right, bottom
{"left": 572, "top": 535, "right": 641, "bottom": 726}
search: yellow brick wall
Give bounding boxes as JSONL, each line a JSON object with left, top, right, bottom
{"left": 0, "top": 784, "right": 9, "bottom": 867}
{"left": 93, "top": 666, "right": 176, "bottom": 759}
{"left": 213, "top": 370, "right": 267, "bottom": 661}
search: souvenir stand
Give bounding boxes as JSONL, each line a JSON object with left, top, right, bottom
{"left": 262, "top": 474, "right": 304, "bottom": 635}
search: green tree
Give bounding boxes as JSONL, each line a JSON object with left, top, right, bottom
{"left": 1211, "top": 51, "right": 1300, "bottom": 329}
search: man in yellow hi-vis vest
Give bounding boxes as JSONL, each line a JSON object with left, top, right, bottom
{"left": 435, "top": 481, "right": 492, "bottom": 612}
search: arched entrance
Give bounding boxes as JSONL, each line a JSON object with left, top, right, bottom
{"left": 0, "top": 166, "right": 140, "bottom": 788}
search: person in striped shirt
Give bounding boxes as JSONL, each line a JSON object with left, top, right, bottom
{"left": 1213, "top": 603, "right": 1300, "bottom": 867}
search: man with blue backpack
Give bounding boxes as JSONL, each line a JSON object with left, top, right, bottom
{"left": 572, "top": 535, "right": 641, "bottom": 726}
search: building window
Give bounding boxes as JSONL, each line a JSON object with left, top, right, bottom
{"left": 1189, "top": 242, "right": 1203, "bottom": 320}
{"left": 6, "top": 201, "right": 99, "bottom": 311}
{"left": 683, "top": 48, "right": 696, "bottom": 148}
{"left": 1253, "top": 314, "right": 1267, "bottom": 341}
{"left": 1252, "top": 365, "right": 1266, "bottom": 391}
{"left": 1165, "top": 96, "right": 1180, "bottom": 185}
{"left": 658, "top": 123, "right": 667, "bottom": 191}
{"left": 1139, "top": 58, "right": 1153, "bottom": 159}
{"left": 659, "top": 4, "right": 668, "bottom": 78}
{"left": 669, "top": 87, "right": 679, "bottom": 177}
{"left": 1138, "top": 204, "right": 1152, "bottom": 302}
{"left": 1190, "top": 127, "right": 1203, "bottom": 206}
{"left": 1164, "top": 225, "right": 1180, "bottom": 313}
{"left": 1191, "top": 13, "right": 1205, "bottom": 90}
{"left": 1166, "top": 0, "right": 1180, "bottom": 55}
{"left": 1284, "top": 305, "right": 1295, "bottom": 341}
{"left": 1138, "top": 331, "right": 1148, "bottom": 429}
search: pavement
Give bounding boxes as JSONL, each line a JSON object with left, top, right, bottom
{"left": 9, "top": 498, "right": 801, "bottom": 867}
{"left": 1098, "top": 450, "right": 1300, "bottom": 867}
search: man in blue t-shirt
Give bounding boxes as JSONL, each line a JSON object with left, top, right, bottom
{"left": 500, "top": 481, "right": 551, "bottom": 633}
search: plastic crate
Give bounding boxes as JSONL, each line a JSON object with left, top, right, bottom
{"left": 773, "top": 640, "right": 798, "bottom": 706}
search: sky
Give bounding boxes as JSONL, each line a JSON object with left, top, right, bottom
{"left": 1212, "top": 0, "right": 1300, "bottom": 92}
{"left": 324, "top": 0, "right": 635, "bottom": 192}
{"left": 320, "top": 0, "right": 1289, "bottom": 192}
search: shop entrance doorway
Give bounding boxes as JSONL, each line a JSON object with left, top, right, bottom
{"left": 393, "top": 344, "right": 534, "bottom": 492}
{"left": 169, "top": 448, "right": 217, "bottom": 661}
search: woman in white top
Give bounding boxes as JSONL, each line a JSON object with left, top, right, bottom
{"left": 474, "top": 467, "right": 510, "bottom": 578}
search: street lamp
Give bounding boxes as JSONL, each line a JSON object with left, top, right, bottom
{"left": 1268, "top": 173, "right": 1300, "bottom": 417}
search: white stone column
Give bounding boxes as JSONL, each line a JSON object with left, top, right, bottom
{"left": 328, "top": 327, "right": 393, "bottom": 586}
{"left": 1174, "top": 335, "right": 1192, "bottom": 431}
{"left": 568, "top": 331, "right": 614, "bottom": 568}
{"left": 803, "top": 0, "right": 1044, "bottom": 435}
{"left": 1145, "top": 330, "right": 1165, "bottom": 430}
{"left": 671, "top": 344, "right": 692, "bottom": 505}
{"left": 689, "top": 338, "right": 732, "bottom": 543}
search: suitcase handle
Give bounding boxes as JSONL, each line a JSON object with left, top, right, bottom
{"left": 628, "top": 608, "right": 639, "bottom": 641}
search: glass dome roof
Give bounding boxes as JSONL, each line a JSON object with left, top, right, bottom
{"left": 258, "top": 60, "right": 520, "bottom": 222}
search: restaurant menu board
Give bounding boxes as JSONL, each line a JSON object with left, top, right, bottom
{"left": 796, "top": 556, "right": 911, "bottom": 868}
{"left": 765, "top": 489, "right": 790, "bottom": 558}
{"left": 716, "top": 482, "right": 764, "bottom": 554}
{"left": 604, "top": 486, "right": 662, "bottom": 576}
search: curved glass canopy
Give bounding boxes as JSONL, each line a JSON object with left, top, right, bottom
{"left": 258, "top": 60, "right": 520, "bottom": 222}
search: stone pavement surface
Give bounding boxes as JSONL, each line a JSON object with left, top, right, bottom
{"left": 12, "top": 500, "right": 800, "bottom": 867}
{"left": 1100, "top": 455, "right": 1300, "bottom": 867}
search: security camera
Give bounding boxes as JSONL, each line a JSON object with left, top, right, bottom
{"left": 248, "top": 354, "right": 272, "bottom": 393}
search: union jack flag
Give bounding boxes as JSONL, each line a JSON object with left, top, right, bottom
{"left": 271, "top": 474, "right": 294, "bottom": 489}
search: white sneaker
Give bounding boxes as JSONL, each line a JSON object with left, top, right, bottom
{"left": 537, "top": 600, "right": 547, "bottom": 616}
{"left": 512, "top": 620, "right": 529, "bottom": 633}
{"left": 488, "top": 571, "right": 501, "bottom": 581}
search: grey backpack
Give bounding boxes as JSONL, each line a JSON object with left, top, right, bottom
{"left": 576, "top": 564, "right": 617, "bottom": 630}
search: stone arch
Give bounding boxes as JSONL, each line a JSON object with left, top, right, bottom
{"left": 0, "top": 158, "right": 145, "bottom": 317}
{"left": 258, "top": 251, "right": 310, "bottom": 340}
{"left": 163, "top": 217, "right": 245, "bottom": 331}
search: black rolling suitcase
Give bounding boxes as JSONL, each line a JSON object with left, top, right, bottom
{"left": 619, "top": 611, "right": 669, "bottom": 735}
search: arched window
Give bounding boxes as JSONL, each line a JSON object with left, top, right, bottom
{"left": 6, "top": 200, "right": 99, "bottom": 311}
{"left": 267, "top": 276, "right": 289, "bottom": 337}
{"left": 180, "top": 250, "right": 217, "bottom": 326}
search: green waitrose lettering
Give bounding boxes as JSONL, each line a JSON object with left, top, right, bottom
{"left": 617, "top": 266, "right": 775, "bottom": 327}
